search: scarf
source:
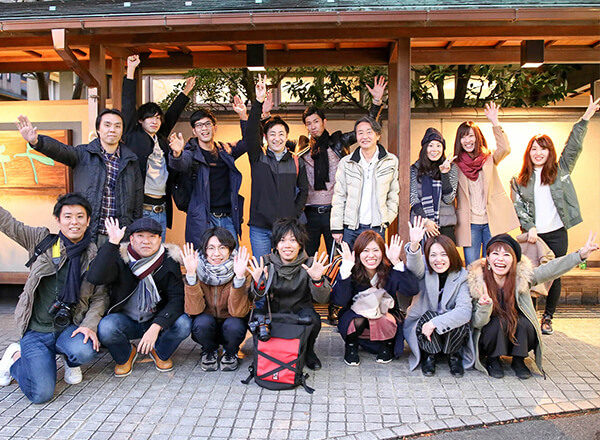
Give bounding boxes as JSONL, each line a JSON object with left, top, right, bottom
{"left": 196, "top": 251, "right": 236, "bottom": 286}
{"left": 270, "top": 250, "right": 308, "bottom": 281}
{"left": 421, "top": 174, "right": 442, "bottom": 226}
{"left": 128, "top": 243, "right": 165, "bottom": 313}
{"left": 457, "top": 150, "right": 489, "bottom": 181}
{"left": 310, "top": 131, "right": 330, "bottom": 191}
{"left": 58, "top": 230, "right": 92, "bottom": 305}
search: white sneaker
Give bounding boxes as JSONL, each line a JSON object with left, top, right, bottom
{"left": 61, "top": 355, "right": 82, "bottom": 385}
{"left": 0, "top": 343, "right": 20, "bottom": 386}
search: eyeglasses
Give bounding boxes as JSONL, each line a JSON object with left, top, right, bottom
{"left": 206, "top": 245, "right": 228, "bottom": 253}
{"left": 194, "top": 121, "right": 213, "bottom": 129}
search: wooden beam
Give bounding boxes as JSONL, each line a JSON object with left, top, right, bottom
{"left": 494, "top": 40, "right": 507, "bottom": 49}
{"left": 445, "top": 41, "right": 455, "bottom": 50}
{"left": 23, "top": 50, "right": 42, "bottom": 58}
{"left": 51, "top": 28, "right": 99, "bottom": 87}
{"left": 545, "top": 40, "right": 558, "bottom": 47}
{"left": 229, "top": 44, "right": 239, "bottom": 53}
{"left": 591, "top": 41, "right": 600, "bottom": 49}
{"left": 111, "top": 56, "right": 124, "bottom": 110}
{"left": 412, "top": 47, "right": 600, "bottom": 64}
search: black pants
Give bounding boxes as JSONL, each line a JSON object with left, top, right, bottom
{"left": 538, "top": 227, "right": 568, "bottom": 318}
{"left": 479, "top": 313, "right": 538, "bottom": 358}
{"left": 416, "top": 311, "right": 470, "bottom": 355}
{"left": 305, "top": 207, "right": 334, "bottom": 256}
{"left": 296, "top": 308, "right": 321, "bottom": 357}
{"left": 439, "top": 225, "right": 456, "bottom": 244}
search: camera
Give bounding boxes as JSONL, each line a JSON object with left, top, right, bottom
{"left": 249, "top": 313, "right": 271, "bottom": 342}
{"left": 48, "top": 300, "right": 73, "bottom": 330}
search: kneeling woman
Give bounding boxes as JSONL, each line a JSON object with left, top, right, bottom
{"left": 469, "top": 233, "right": 598, "bottom": 379}
{"left": 249, "top": 218, "right": 331, "bottom": 370}
{"left": 182, "top": 227, "right": 252, "bottom": 372}
{"left": 332, "top": 231, "right": 419, "bottom": 366}
{"left": 404, "top": 217, "right": 474, "bottom": 377}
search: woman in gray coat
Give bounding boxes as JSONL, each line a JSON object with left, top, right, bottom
{"left": 404, "top": 216, "right": 474, "bottom": 377}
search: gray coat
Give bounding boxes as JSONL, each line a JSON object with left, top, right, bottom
{"left": 403, "top": 245, "right": 474, "bottom": 371}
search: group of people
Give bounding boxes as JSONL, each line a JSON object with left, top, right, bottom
{"left": 0, "top": 53, "right": 598, "bottom": 404}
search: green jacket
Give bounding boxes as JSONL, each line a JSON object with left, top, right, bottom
{"left": 510, "top": 119, "right": 588, "bottom": 232}
{"left": 468, "top": 251, "right": 582, "bottom": 375}
{"left": 0, "top": 206, "right": 109, "bottom": 336}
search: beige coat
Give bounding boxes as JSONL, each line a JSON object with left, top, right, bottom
{"left": 455, "top": 126, "right": 520, "bottom": 247}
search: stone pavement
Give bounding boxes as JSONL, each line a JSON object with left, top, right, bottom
{"left": 0, "top": 301, "right": 599, "bottom": 440}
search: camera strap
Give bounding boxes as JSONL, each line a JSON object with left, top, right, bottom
{"left": 25, "top": 233, "right": 59, "bottom": 268}
{"left": 249, "top": 263, "right": 274, "bottom": 323}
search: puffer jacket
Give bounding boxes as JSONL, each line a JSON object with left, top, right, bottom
{"left": 468, "top": 251, "right": 582, "bottom": 375}
{"left": 330, "top": 144, "right": 399, "bottom": 233}
{"left": 33, "top": 136, "right": 143, "bottom": 241}
{"left": 184, "top": 276, "right": 251, "bottom": 319}
{"left": 510, "top": 119, "right": 588, "bottom": 232}
{"left": 0, "top": 206, "right": 108, "bottom": 336}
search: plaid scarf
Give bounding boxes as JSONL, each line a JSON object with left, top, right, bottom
{"left": 128, "top": 244, "right": 165, "bottom": 313}
{"left": 196, "top": 251, "right": 236, "bottom": 286}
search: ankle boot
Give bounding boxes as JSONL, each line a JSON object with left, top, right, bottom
{"left": 421, "top": 352, "right": 436, "bottom": 376}
{"left": 448, "top": 352, "right": 464, "bottom": 378}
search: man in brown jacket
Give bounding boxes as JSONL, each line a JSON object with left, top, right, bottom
{"left": 0, "top": 193, "right": 108, "bottom": 403}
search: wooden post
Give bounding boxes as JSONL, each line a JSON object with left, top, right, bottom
{"left": 89, "top": 44, "right": 107, "bottom": 109}
{"left": 387, "top": 38, "right": 411, "bottom": 240}
{"left": 111, "top": 57, "right": 124, "bottom": 110}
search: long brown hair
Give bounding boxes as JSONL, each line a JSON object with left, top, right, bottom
{"left": 453, "top": 121, "right": 489, "bottom": 160}
{"left": 516, "top": 134, "right": 559, "bottom": 186}
{"left": 483, "top": 242, "right": 519, "bottom": 343}
{"left": 352, "top": 230, "right": 391, "bottom": 288}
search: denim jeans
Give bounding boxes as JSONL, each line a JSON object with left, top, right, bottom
{"left": 249, "top": 226, "right": 273, "bottom": 259}
{"left": 191, "top": 314, "right": 247, "bottom": 354}
{"left": 10, "top": 324, "right": 97, "bottom": 404}
{"left": 143, "top": 209, "right": 167, "bottom": 243}
{"left": 463, "top": 223, "right": 492, "bottom": 266}
{"left": 209, "top": 214, "right": 238, "bottom": 246}
{"left": 98, "top": 313, "right": 191, "bottom": 364}
{"left": 342, "top": 225, "right": 385, "bottom": 249}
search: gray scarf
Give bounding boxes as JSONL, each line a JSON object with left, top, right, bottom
{"left": 196, "top": 251, "right": 236, "bottom": 286}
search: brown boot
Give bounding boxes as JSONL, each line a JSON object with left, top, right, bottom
{"left": 114, "top": 344, "right": 138, "bottom": 377}
{"left": 149, "top": 349, "right": 173, "bottom": 372}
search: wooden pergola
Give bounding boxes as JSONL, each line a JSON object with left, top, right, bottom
{"left": 1, "top": 0, "right": 599, "bottom": 235}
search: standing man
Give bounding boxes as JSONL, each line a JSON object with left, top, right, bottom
{"left": 331, "top": 117, "right": 399, "bottom": 247}
{"left": 90, "top": 217, "right": 190, "bottom": 377}
{"left": 0, "top": 193, "right": 108, "bottom": 404}
{"left": 16, "top": 111, "right": 143, "bottom": 245}
{"left": 245, "top": 75, "right": 309, "bottom": 258}
{"left": 122, "top": 55, "right": 194, "bottom": 238}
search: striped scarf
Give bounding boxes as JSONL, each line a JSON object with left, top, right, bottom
{"left": 128, "top": 244, "right": 165, "bottom": 313}
{"left": 421, "top": 174, "right": 442, "bottom": 226}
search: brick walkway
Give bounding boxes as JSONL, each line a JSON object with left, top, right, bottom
{"left": 0, "top": 302, "right": 599, "bottom": 440}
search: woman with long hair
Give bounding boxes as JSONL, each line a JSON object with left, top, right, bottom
{"left": 468, "top": 232, "right": 598, "bottom": 379}
{"left": 332, "top": 231, "right": 419, "bottom": 366}
{"left": 510, "top": 96, "right": 600, "bottom": 335}
{"left": 410, "top": 127, "right": 458, "bottom": 242}
{"left": 453, "top": 103, "right": 520, "bottom": 266}
{"left": 404, "top": 217, "right": 474, "bottom": 377}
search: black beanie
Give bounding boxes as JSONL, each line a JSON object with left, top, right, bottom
{"left": 421, "top": 127, "right": 446, "bottom": 150}
{"left": 486, "top": 234, "right": 522, "bottom": 262}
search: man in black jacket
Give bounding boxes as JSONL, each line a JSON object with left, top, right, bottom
{"left": 89, "top": 217, "right": 190, "bottom": 377}
{"left": 122, "top": 55, "right": 194, "bottom": 238}
{"left": 16, "top": 110, "right": 143, "bottom": 245}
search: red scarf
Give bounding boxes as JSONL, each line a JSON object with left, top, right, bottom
{"left": 457, "top": 150, "right": 490, "bottom": 181}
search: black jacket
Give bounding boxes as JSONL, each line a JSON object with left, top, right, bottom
{"left": 34, "top": 135, "right": 143, "bottom": 241}
{"left": 87, "top": 242, "right": 184, "bottom": 329}
{"left": 121, "top": 77, "right": 190, "bottom": 228}
{"left": 246, "top": 100, "right": 309, "bottom": 229}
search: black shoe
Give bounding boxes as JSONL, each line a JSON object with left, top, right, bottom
{"left": 485, "top": 356, "right": 504, "bottom": 379}
{"left": 421, "top": 354, "right": 436, "bottom": 376}
{"left": 376, "top": 342, "right": 394, "bottom": 364}
{"left": 511, "top": 356, "right": 532, "bottom": 379}
{"left": 306, "top": 352, "right": 322, "bottom": 370}
{"left": 448, "top": 353, "right": 464, "bottom": 378}
{"left": 541, "top": 314, "right": 554, "bottom": 335}
{"left": 344, "top": 343, "right": 360, "bottom": 366}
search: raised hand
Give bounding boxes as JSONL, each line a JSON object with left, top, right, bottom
{"left": 127, "top": 54, "right": 140, "bottom": 70}
{"left": 262, "top": 90, "right": 274, "bottom": 116}
{"left": 439, "top": 155, "right": 457, "bottom": 174}
{"left": 105, "top": 217, "right": 126, "bottom": 245}
{"left": 180, "top": 242, "right": 199, "bottom": 276}
{"left": 255, "top": 73, "right": 267, "bottom": 103}
{"left": 477, "top": 284, "right": 493, "bottom": 306}
{"left": 340, "top": 241, "right": 355, "bottom": 264}
{"left": 582, "top": 95, "right": 600, "bottom": 121}
{"left": 302, "top": 252, "right": 331, "bottom": 281}
{"left": 385, "top": 234, "right": 404, "bottom": 266}
{"left": 233, "top": 246, "right": 250, "bottom": 279}
{"left": 366, "top": 75, "right": 387, "bottom": 104}
{"left": 183, "top": 76, "right": 196, "bottom": 96}
{"left": 169, "top": 132, "right": 185, "bottom": 157}
{"left": 578, "top": 231, "right": 599, "bottom": 260}
{"left": 408, "top": 216, "right": 427, "bottom": 251}
{"left": 232, "top": 95, "right": 248, "bottom": 120}
{"left": 484, "top": 102, "right": 500, "bottom": 127}
{"left": 248, "top": 256, "right": 266, "bottom": 284}
{"left": 16, "top": 115, "right": 38, "bottom": 146}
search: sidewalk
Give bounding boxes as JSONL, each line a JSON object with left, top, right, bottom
{"left": 0, "top": 301, "right": 599, "bottom": 440}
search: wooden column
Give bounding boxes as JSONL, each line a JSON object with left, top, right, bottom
{"left": 89, "top": 44, "right": 107, "bottom": 109}
{"left": 387, "top": 38, "right": 411, "bottom": 240}
{"left": 111, "top": 57, "right": 124, "bottom": 110}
